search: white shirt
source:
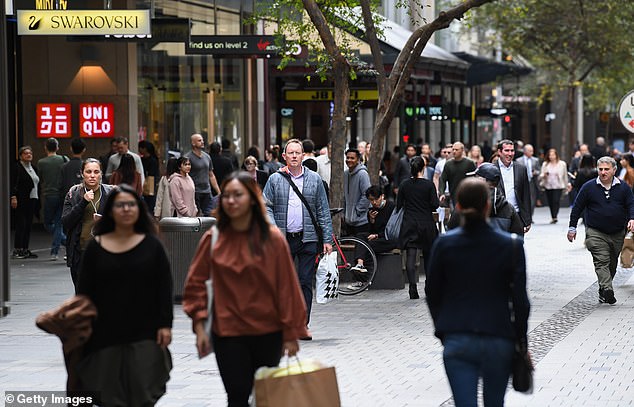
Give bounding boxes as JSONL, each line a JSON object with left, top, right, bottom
{"left": 21, "top": 162, "right": 39, "bottom": 199}
{"left": 315, "top": 154, "right": 331, "bottom": 186}
{"left": 499, "top": 161, "right": 519, "bottom": 212}
{"left": 105, "top": 151, "right": 145, "bottom": 185}
{"left": 286, "top": 167, "right": 305, "bottom": 233}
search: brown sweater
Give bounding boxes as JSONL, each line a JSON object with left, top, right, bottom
{"left": 183, "top": 225, "right": 308, "bottom": 341}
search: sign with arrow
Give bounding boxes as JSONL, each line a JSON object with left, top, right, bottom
{"left": 618, "top": 90, "right": 634, "bottom": 133}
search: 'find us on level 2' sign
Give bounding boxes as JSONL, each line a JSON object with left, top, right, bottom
{"left": 186, "top": 35, "right": 283, "bottom": 57}
{"left": 618, "top": 90, "right": 634, "bottom": 134}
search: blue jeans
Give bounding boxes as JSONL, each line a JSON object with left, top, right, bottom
{"left": 43, "top": 195, "right": 66, "bottom": 255}
{"left": 286, "top": 236, "right": 317, "bottom": 325}
{"left": 443, "top": 333, "right": 514, "bottom": 407}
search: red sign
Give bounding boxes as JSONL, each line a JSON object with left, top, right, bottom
{"left": 79, "top": 103, "right": 114, "bottom": 138}
{"left": 36, "top": 104, "right": 72, "bottom": 138}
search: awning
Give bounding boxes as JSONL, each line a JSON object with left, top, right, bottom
{"left": 453, "top": 52, "right": 533, "bottom": 86}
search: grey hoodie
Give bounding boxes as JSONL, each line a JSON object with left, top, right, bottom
{"left": 343, "top": 163, "right": 371, "bottom": 226}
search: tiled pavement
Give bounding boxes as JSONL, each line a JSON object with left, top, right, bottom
{"left": 1, "top": 206, "right": 633, "bottom": 406}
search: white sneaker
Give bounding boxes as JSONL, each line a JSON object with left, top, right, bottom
{"left": 50, "top": 254, "right": 58, "bottom": 261}
{"left": 350, "top": 263, "right": 367, "bottom": 273}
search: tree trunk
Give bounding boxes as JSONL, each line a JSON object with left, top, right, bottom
{"left": 328, "top": 56, "right": 350, "bottom": 236}
{"left": 562, "top": 85, "right": 576, "bottom": 160}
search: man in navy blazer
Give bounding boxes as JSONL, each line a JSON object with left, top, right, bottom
{"left": 497, "top": 140, "right": 532, "bottom": 233}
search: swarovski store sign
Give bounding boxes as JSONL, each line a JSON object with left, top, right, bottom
{"left": 17, "top": 9, "right": 151, "bottom": 35}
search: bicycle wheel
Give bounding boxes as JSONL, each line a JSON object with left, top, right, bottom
{"left": 335, "top": 236, "right": 377, "bottom": 295}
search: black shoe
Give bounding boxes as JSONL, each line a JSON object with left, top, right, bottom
{"left": 12, "top": 250, "right": 27, "bottom": 259}
{"left": 300, "top": 326, "right": 312, "bottom": 341}
{"left": 599, "top": 288, "right": 617, "bottom": 305}
{"left": 24, "top": 250, "right": 38, "bottom": 259}
{"left": 409, "top": 284, "right": 420, "bottom": 300}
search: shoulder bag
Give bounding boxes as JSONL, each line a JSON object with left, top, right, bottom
{"left": 385, "top": 207, "right": 403, "bottom": 242}
{"left": 279, "top": 171, "right": 324, "bottom": 250}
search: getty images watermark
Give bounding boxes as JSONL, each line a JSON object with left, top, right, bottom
{"left": 4, "top": 391, "right": 97, "bottom": 407}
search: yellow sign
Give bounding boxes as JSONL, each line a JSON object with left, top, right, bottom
{"left": 36, "top": 0, "right": 68, "bottom": 10}
{"left": 285, "top": 89, "right": 378, "bottom": 101}
{"left": 17, "top": 10, "right": 151, "bottom": 36}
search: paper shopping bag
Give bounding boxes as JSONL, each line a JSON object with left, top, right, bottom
{"left": 254, "top": 366, "right": 341, "bottom": 407}
{"left": 620, "top": 232, "right": 634, "bottom": 268}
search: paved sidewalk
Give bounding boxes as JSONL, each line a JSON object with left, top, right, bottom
{"left": 1, "top": 207, "right": 633, "bottom": 406}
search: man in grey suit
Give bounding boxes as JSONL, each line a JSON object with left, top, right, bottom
{"left": 497, "top": 139, "right": 532, "bottom": 234}
{"left": 515, "top": 144, "right": 540, "bottom": 218}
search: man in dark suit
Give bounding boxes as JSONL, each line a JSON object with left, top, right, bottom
{"left": 497, "top": 139, "right": 532, "bottom": 234}
{"left": 393, "top": 144, "right": 417, "bottom": 194}
{"left": 515, "top": 143, "right": 540, "bottom": 218}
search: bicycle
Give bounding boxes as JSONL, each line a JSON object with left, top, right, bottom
{"left": 327, "top": 208, "right": 378, "bottom": 295}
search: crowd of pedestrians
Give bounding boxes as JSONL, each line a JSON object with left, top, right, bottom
{"left": 11, "top": 132, "right": 634, "bottom": 406}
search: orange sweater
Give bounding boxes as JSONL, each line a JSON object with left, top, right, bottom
{"left": 183, "top": 225, "right": 308, "bottom": 341}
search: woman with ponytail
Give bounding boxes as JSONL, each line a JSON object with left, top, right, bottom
{"left": 425, "top": 178, "right": 530, "bottom": 406}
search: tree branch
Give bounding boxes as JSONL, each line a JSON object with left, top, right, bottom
{"left": 359, "top": 0, "right": 388, "bottom": 95}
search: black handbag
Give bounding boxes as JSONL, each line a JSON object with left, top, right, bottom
{"left": 510, "top": 235, "right": 534, "bottom": 393}
{"left": 512, "top": 345, "right": 534, "bottom": 393}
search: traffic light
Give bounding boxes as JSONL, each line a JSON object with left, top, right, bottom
{"left": 504, "top": 115, "right": 511, "bottom": 124}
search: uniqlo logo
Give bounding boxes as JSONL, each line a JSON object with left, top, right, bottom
{"left": 79, "top": 103, "right": 114, "bottom": 138}
{"left": 37, "top": 104, "right": 72, "bottom": 138}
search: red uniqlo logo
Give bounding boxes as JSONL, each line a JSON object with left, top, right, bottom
{"left": 37, "top": 104, "right": 72, "bottom": 138}
{"left": 79, "top": 103, "right": 114, "bottom": 138}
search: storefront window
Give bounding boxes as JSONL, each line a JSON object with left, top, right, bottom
{"left": 136, "top": 4, "right": 247, "bottom": 163}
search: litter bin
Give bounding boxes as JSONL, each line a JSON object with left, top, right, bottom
{"left": 160, "top": 217, "right": 215, "bottom": 301}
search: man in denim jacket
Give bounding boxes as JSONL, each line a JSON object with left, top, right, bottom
{"left": 263, "top": 139, "right": 333, "bottom": 339}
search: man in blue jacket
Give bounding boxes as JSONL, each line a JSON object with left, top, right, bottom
{"left": 263, "top": 139, "right": 333, "bottom": 340}
{"left": 568, "top": 156, "right": 634, "bottom": 305}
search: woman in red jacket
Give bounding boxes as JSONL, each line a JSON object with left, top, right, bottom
{"left": 183, "top": 172, "right": 308, "bottom": 407}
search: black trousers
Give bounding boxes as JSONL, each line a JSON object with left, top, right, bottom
{"left": 213, "top": 331, "right": 283, "bottom": 407}
{"left": 14, "top": 198, "right": 37, "bottom": 250}
{"left": 545, "top": 189, "right": 563, "bottom": 219}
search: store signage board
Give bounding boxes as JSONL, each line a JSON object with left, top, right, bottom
{"left": 284, "top": 89, "right": 378, "bottom": 102}
{"left": 618, "top": 89, "right": 634, "bottom": 133}
{"left": 36, "top": 103, "right": 71, "bottom": 138}
{"left": 79, "top": 103, "right": 114, "bottom": 138}
{"left": 17, "top": 10, "right": 151, "bottom": 35}
{"left": 186, "top": 35, "right": 278, "bottom": 56}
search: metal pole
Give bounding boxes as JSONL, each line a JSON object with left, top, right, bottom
{"left": 0, "top": 0, "right": 12, "bottom": 317}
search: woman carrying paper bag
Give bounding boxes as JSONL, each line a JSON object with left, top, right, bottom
{"left": 183, "top": 172, "right": 308, "bottom": 407}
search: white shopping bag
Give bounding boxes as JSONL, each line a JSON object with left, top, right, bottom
{"left": 315, "top": 252, "right": 339, "bottom": 304}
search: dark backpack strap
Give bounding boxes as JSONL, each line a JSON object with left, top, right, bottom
{"left": 279, "top": 171, "right": 324, "bottom": 247}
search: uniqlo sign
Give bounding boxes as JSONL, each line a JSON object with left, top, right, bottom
{"left": 79, "top": 103, "right": 114, "bottom": 138}
{"left": 36, "top": 103, "right": 71, "bottom": 138}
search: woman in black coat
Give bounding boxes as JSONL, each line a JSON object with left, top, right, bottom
{"left": 10, "top": 146, "right": 40, "bottom": 259}
{"left": 425, "top": 178, "right": 530, "bottom": 406}
{"left": 396, "top": 156, "right": 439, "bottom": 299}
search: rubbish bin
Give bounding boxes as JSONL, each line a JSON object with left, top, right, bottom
{"left": 159, "top": 217, "right": 215, "bottom": 301}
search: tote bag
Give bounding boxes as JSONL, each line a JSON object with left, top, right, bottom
{"left": 384, "top": 208, "right": 403, "bottom": 242}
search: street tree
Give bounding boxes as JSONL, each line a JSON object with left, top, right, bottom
{"left": 257, "top": 0, "right": 495, "bottom": 220}
{"left": 471, "top": 0, "right": 634, "bottom": 157}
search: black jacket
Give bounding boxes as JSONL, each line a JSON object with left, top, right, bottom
{"left": 447, "top": 187, "right": 523, "bottom": 235}
{"left": 62, "top": 184, "right": 114, "bottom": 269}
{"left": 12, "top": 161, "right": 37, "bottom": 202}
{"left": 210, "top": 153, "right": 234, "bottom": 185}
{"left": 497, "top": 161, "right": 532, "bottom": 227}
{"left": 426, "top": 221, "right": 530, "bottom": 345}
